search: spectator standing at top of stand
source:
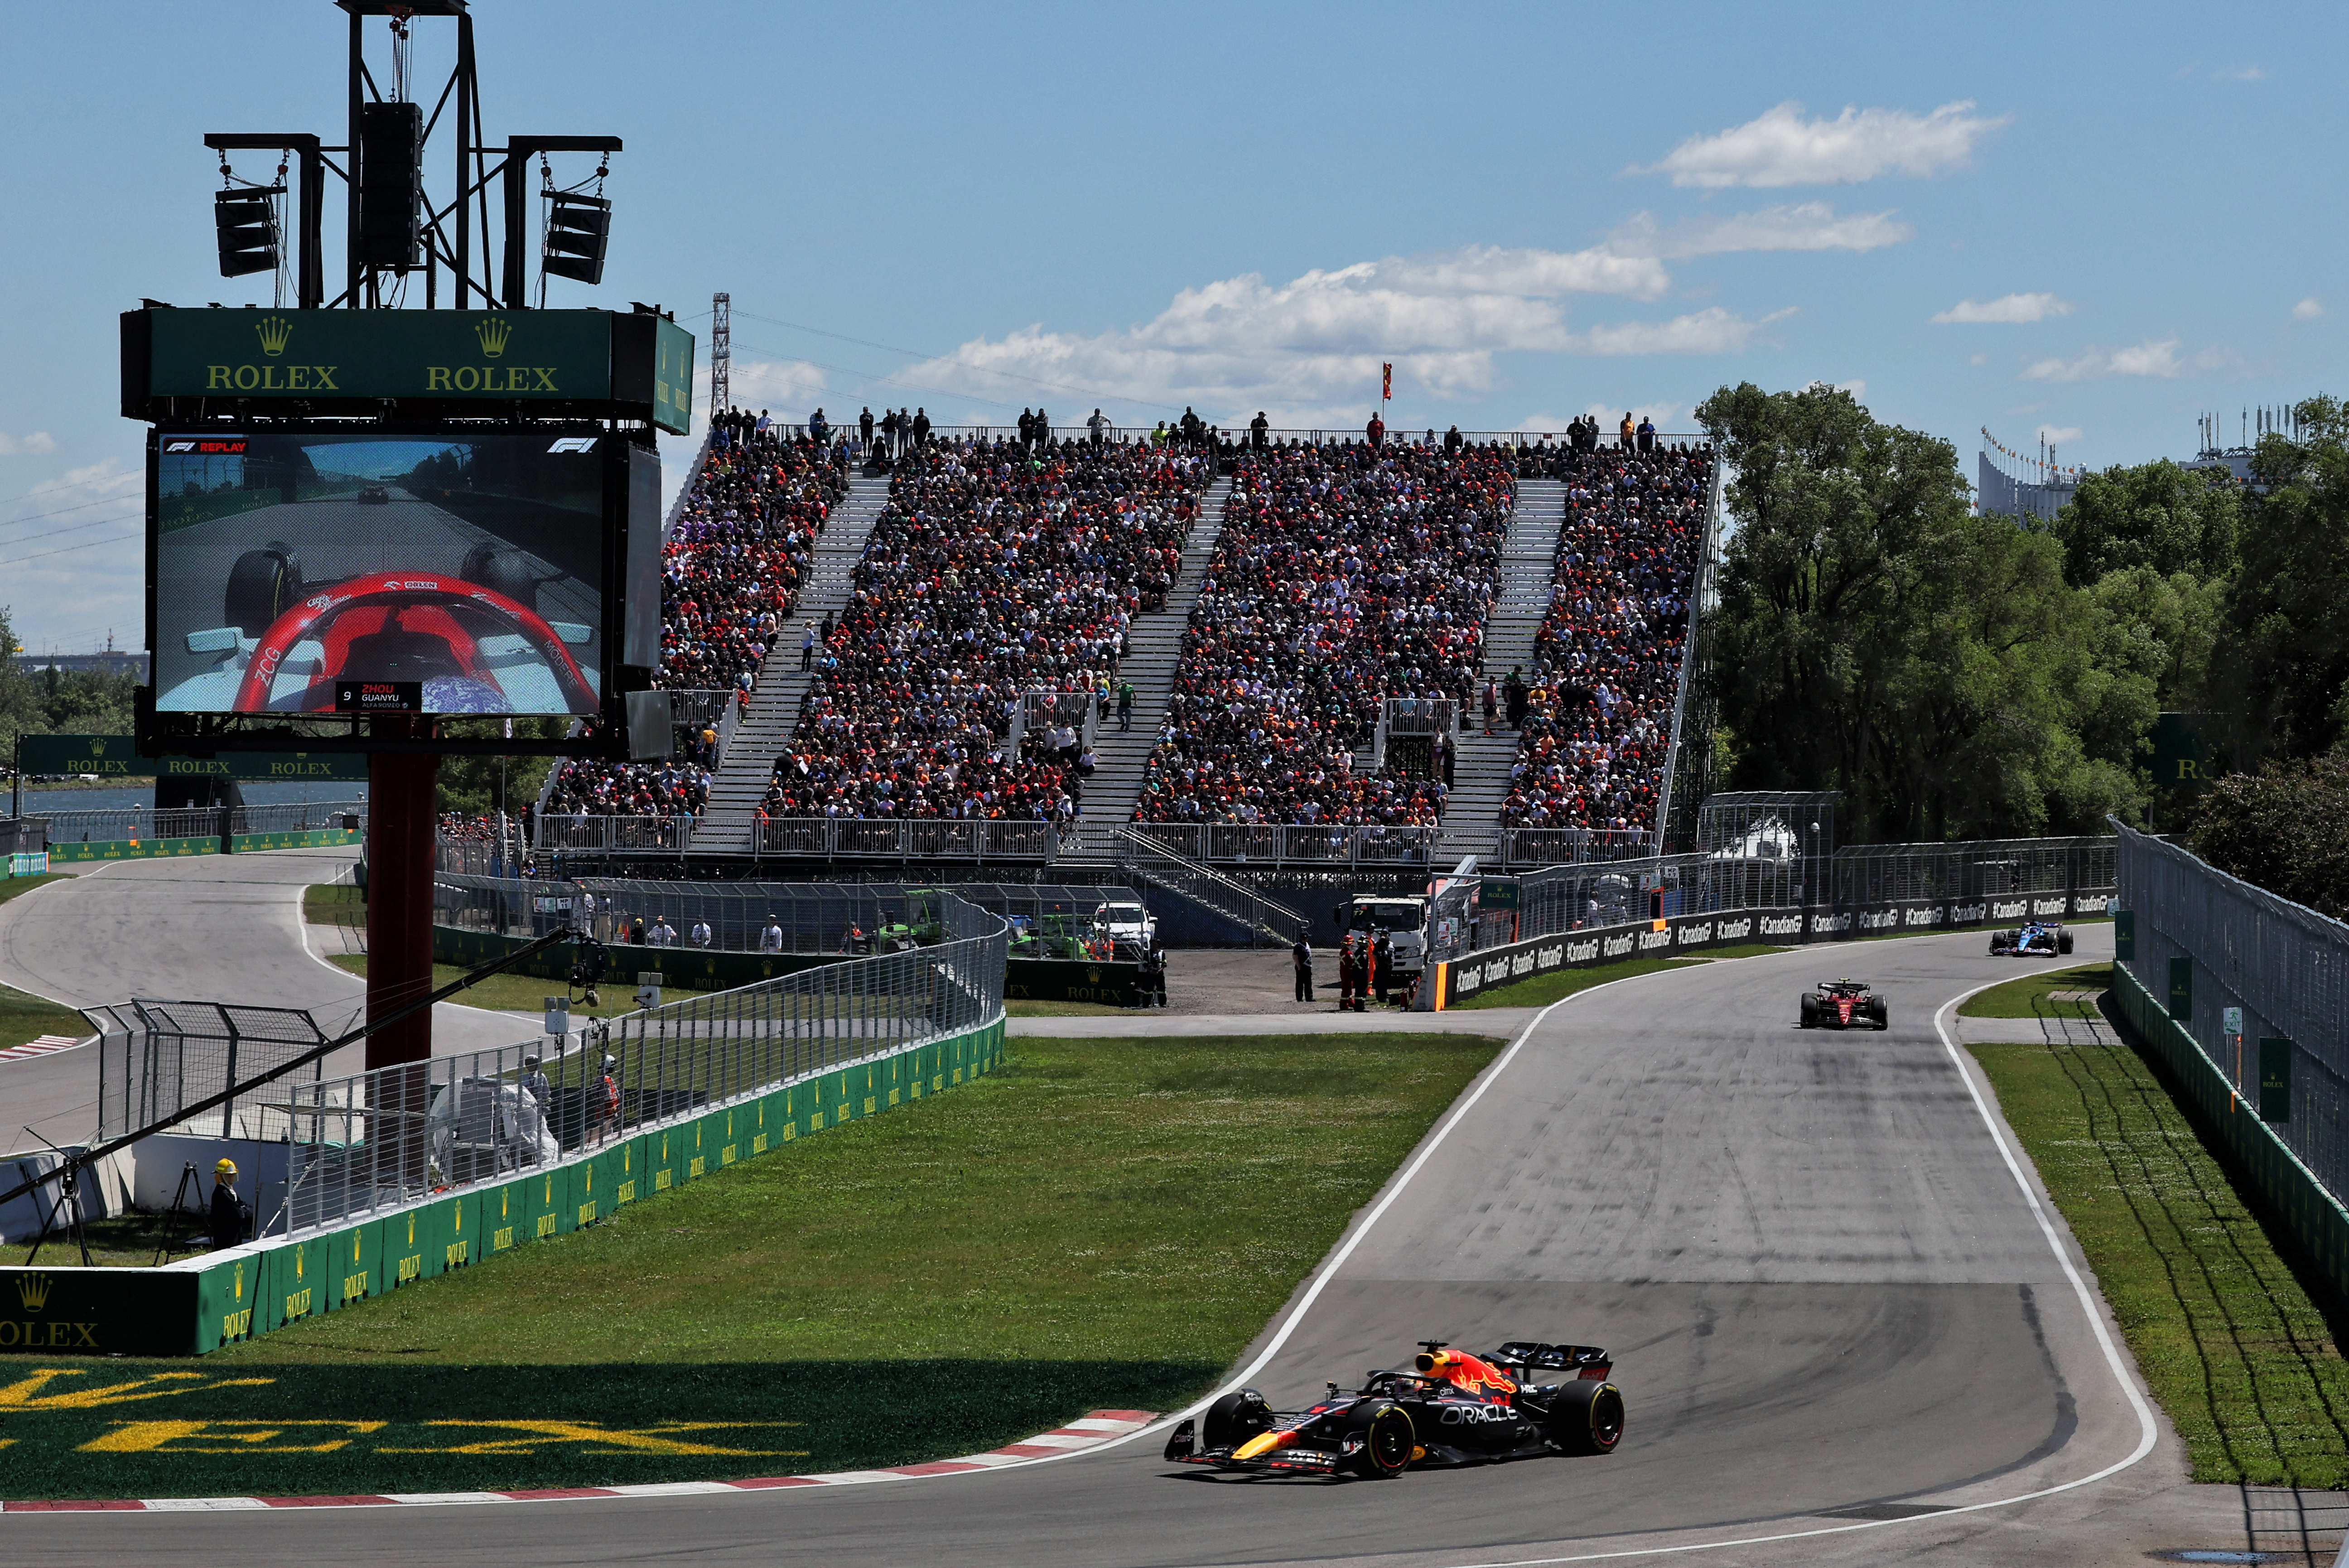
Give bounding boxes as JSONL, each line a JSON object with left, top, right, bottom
{"left": 912, "top": 409, "right": 931, "bottom": 448}
{"left": 860, "top": 407, "right": 875, "bottom": 447}
{"left": 1636, "top": 416, "right": 1656, "bottom": 453}
{"left": 1618, "top": 412, "right": 1636, "bottom": 449}
{"left": 1250, "top": 411, "right": 1270, "bottom": 449}
{"left": 1088, "top": 408, "right": 1109, "bottom": 447}
{"left": 1366, "top": 412, "right": 1385, "bottom": 449}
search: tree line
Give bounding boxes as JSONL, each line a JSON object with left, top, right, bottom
{"left": 1696, "top": 384, "right": 2349, "bottom": 845}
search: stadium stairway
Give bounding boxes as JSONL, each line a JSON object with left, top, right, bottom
{"left": 1059, "top": 475, "right": 1232, "bottom": 864}
{"left": 694, "top": 473, "right": 894, "bottom": 852}
{"left": 1434, "top": 478, "right": 1565, "bottom": 866}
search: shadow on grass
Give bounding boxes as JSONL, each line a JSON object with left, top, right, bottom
{"left": 0, "top": 1357, "right": 1212, "bottom": 1500}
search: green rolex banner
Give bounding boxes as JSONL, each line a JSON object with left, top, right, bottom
{"left": 17, "top": 734, "right": 366, "bottom": 782}
{"left": 146, "top": 309, "right": 613, "bottom": 402}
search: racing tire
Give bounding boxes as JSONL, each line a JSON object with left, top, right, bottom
{"left": 1989, "top": 936, "right": 2005, "bottom": 955}
{"left": 1200, "top": 1389, "right": 1272, "bottom": 1453}
{"left": 1547, "top": 1379, "right": 1625, "bottom": 1456}
{"left": 1871, "top": 998, "right": 1889, "bottom": 1030}
{"left": 224, "top": 544, "right": 304, "bottom": 637}
{"left": 2058, "top": 930, "right": 2074, "bottom": 955}
{"left": 460, "top": 543, "right": 544, "bottom": 612}
{"left": 1342, "top": 1401, "right": 1414, "bottom": 1479}
{"left": 1799, "top": 994, "right": 1818, "bottom": 1028}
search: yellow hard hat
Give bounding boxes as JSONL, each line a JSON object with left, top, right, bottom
{"left": 215, "top": 1158, "right": 238, "bottom": 1177}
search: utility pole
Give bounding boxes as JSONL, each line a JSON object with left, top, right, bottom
{"left": 711, "top": 291, "right": 731, "bottom": 417}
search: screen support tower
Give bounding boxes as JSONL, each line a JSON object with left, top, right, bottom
{"left": 710, "top": 292, "right": 731, "bottom": 416}
{"left": 188, "top": 0, "right": 627, "bottom": 1079}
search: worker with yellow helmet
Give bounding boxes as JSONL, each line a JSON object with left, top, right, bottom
{"left": 208, "top": 1157, "right": 249, "bottom": 1252}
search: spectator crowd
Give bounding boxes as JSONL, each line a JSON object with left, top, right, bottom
{"left": 1136, "top": 443, "right": 1512, "bottom": 827}
{"left": 544, "top": 410, "right": 845, "bottom": 823}
{"left": 760, "top": 436, "right": 1209, "bottom": 823}
{"left": 1502, "top": 441, "right": 1713, "bottom": 834}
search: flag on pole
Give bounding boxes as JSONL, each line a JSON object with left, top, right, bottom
{"left": 1381, "top": 363, "right": 1393, "bottom": 401}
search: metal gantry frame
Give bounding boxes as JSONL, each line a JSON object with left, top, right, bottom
{"left": 204, "top": 2, "right": 620, "bottom": 313}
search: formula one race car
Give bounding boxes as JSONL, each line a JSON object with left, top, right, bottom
{"left": 1799, "top": 977, "right": 1888, "bottom": 1030}
{"left": 1989, "top": 921, "right": 2074, "bottom": 957}
{"left": 159, "top": 541, "right": 596, "bottom": 715}
{"left": 1162, "top": 1340, "right": 1624, "bottom": 1479}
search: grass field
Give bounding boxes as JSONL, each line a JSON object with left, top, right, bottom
{"left": 1968, "top": 1023, "right": 2349, "bottom": 1486}
{"left": 1958, "top": 961, "right": 2109, "bottom": 1019}
{"left": 304, "top": 880, "right": 364, "bottom": 927}
{"left": 0, "top": 1030, "right": 1501, "bottom": 1498}
{"left": 1006, "top": 997, "right": 1137, "bottom": 1017}
{"left": 1455, "top": 954, "right": 1701, "bottom": 1009}
{"left": 327, "top": 952, "right": 717, "bottom": 1018}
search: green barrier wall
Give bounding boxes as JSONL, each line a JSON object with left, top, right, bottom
{"left": 0, "top": 1017, "right": 1006, "bottom": 1357}
{"left": 2112, "top": 964, "right": 2349, "bottom": 1308}
{"left": 46, "top": 835, "right": 220, "bottom": 865}
{"left": 231, "top": 826, "right": 363, "bottom": 853}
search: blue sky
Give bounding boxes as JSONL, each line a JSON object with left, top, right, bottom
{"left": 1, "top": 1, "right": 2339, "bottom": 656}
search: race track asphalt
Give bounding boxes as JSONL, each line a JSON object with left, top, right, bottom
{"left": 0, "top": 849, "right": 536, "bottom": 1158}
{"left": 9, "top": 921, "right": 2254, "bottom": 1566}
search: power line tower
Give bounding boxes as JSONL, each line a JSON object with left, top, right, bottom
{"left": 710, "top": 291, "right": 730, "bottom": 417}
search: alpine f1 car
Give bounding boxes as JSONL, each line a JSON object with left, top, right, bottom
{"left": 1162, "top": 1340, "right": 1624, "bottom": 1479}
{"left": 1989, "top": 921, "right": 2074, "bottom": 956}
{"left": 1799, "top": 977, "right": 1888, "bottom": 1030}
{"left": 159, "top": 540, "right": 596, "bottom": 714}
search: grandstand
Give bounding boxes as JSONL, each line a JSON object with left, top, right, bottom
{"left": 526, "top": 422, "right": 1717, "bottom": 873}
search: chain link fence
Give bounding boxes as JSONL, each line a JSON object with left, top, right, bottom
{"left": 2116, "top": 825, "right": 2349, "bottom": 1211}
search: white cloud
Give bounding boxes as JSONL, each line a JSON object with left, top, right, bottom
{"left": 1581, "top": 307, "right": 1794, "bottom": 357}
{"left": 2294, "top": 297, "right": 2325, "bottom": 320}
{"left": 1608, "top": 202, "right": 1912, "bottom": 258}
{"left": 1635, "top": 100, "right": 2009, "bottom": 188}
{"left": 2022, "top": 339, "right": 2184, "bottom": 382}
{"left": 902, "top": 251, "right": 1788, "bottom": 426}
{"left": 1933, "top": 292, "right": 2074, "bottom": 324}
{"left": 1970, "top": 353, "right": 1989, "bottom": 365}
{"left": 2036, "top": 424, "right": 2084, "bottom": 446}
{"left": 0, "top": 431, "right": 58, "bottom": 457}
{"left": 31, "top": 458, "right": 139, "bottom": 500}
{"left": 2218, "top": 65, "right": 2264, "bottom": 81}
{"left": 709, "top": 359, "right": 828, "bottom": 414}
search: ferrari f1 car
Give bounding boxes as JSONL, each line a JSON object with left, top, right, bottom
{"left": 160, "top": 540, "right": 596, "bottom": 715}
{"left": 1162, "top": 1340, "right": 1624, "bottom": 1479}
{"left": 1799, "top": 977, "right": 1888, "bottom": 1030}
{"left": 1989, "top": 921, "right": 2074, "bottom": 957}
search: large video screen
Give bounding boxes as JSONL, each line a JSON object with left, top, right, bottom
{"left": 152, "top": 429, "right": 611, "bottom": 716}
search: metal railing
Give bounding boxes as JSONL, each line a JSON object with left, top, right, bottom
{"left": 268, "top": 892, "right": 1006, "bottom": 1237}
{"left": 2117, "top": 825, "right": 2349, "bottom": 1210}
{"left": 664, "top": 689, "right": 738, "bottom": 730}
{"left": 231, "top": 800, "right": 365, "bottom": 835}
{"left": 755, "top": 817, "right": 1057, "bottom": 861}
{"left": 431, "top": 873, "right": 1142, "bottom": 959}
{"left": 1833, "top": 836, "right": 2114, "bottom": 907}
{"left": 1123, "top": 820, "right": 1440, "bottom": 869}
{"left": 1010, "top": 690, "right": 1101, "bottom": 763}
{"left": 1379, "top": 697, "right": 1458, "bottom": 736}
{"left": 26, "top": 805, "right": 226, "bottom": 845}
{"left": 534, "top": 814, "right": 697, "bottom": 853}
{"left": 1114, "top": 828, "right": 1310, "bottom": 946}
{"left": 1499, "top": 827, "right": 1662, "bottom": 868}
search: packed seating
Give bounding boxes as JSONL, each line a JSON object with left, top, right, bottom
{"left": 1502, "top": 442, "right": 1713, "bottom": 833}
{"left": 543, "top": 412, "right": 844, "bottom": 819}
{"left": 761, "top": 438, "right": 1209, "bottom": 822}
{"left": 1135, "top": 443, "right": 1512, "bottom": 826}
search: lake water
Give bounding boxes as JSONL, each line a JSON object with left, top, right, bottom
{"left": 10, "top": 781, "right": 366, "bottom": 815}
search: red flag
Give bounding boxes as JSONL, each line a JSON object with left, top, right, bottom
{"left": 1381, "top": 363, "right": 1393, "bottom": 400}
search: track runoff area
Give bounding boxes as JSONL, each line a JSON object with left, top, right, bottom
{"left": 8, "top": 924, "right": 2207, "bottom": 1568}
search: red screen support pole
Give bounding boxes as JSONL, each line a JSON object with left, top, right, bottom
{"left": 366, "top": 719, "right": 439, "bottom": 1071}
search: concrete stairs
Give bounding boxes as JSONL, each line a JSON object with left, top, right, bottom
{"left": 1059, "top": 477, "right": 1231, "bottom": 863}
{"left": 694, "top": 474, "right": 894, "bottom": 850}
{"left": 1434, "top": 478, "right": 1565, "bottom": 865}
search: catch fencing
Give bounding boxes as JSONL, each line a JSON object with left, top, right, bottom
{"left": 87, "top": 1002, "right": 335, "bottom": 1142}
{"left": 432, "top": 873, "right": 1134, "bottom": 957}
{"left": 2115, "top": 825, "right": 2349, "bottom": 1219}
{"left": 93, "top": 891, "right": 1008, "bottom": 1240}
{"left": 1123, "top": 821, "right": 1440, "bottom": 870}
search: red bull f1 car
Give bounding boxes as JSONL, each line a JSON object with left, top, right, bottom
{"left": 1989, "top": 921, "right": 2074, "bottom": 956}
{"left": 1799, "top": 978, "right": 1889, "bottom": 1030}
{"left": 1162, "top": 1340, "right": 1624, "bottom": 1479}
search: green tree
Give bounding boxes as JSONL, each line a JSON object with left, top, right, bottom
{"left": 0, "top": 608, "right": 39, "bottom": 769}
{"left": 2183, "top": 755, "right": 2349, "bottom": 918}
{"left": 2050, "top": 459, "right": 2241, "bottom": 587}
{"left": 433, "top": 717, "right": 565, "bottom": 818}
{"left": 2209, "top": 396, "right": 2349, "bottom": 761}
{"left": 1698, "top": 382, "right": 2151, "bottom": 840}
